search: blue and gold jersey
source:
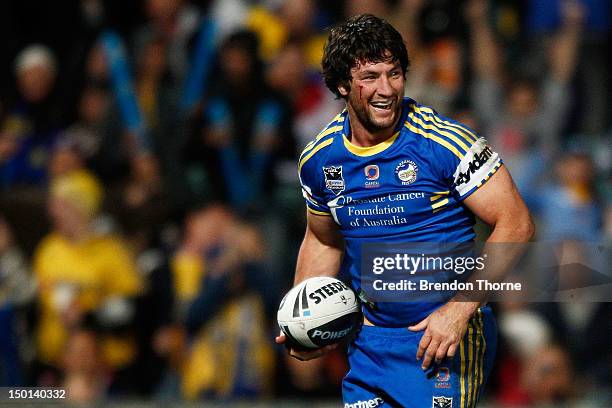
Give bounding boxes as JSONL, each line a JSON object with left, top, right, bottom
{"left": 298, "top": 97, "right": 502, "bottom": 326}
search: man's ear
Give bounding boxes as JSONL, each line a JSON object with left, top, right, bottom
{"left": 338, "top": 84, "right": 349, "bottom": 97}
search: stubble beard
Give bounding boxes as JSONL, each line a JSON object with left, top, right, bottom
{"left": 352, "top": 98, "right": 401, "bottom": 134}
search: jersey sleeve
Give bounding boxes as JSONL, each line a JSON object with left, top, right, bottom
{"left": 449, "top": 137, "right": 502, "bottom": 200}
{"left": 298, "top": 156, "right": 331, "bottom": 215}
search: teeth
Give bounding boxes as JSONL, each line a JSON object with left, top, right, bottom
{"left": 371, "top": 101, "right": 392, "bottom": 108}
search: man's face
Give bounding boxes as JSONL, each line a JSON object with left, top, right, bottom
{"left": 340, "top": 57, "right": 405, "bottom": 134}
{"left": 17, "top": 65, "right": 55, "bottom": 104}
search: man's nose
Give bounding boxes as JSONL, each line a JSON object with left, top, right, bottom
{"left": 376, "top": 76, "right": 393, "bottom": 96}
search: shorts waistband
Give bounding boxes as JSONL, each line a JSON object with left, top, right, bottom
{"left": 359, "top": 323, "right": 421, "bottom": 337}
{"left": 360, "top": 306, "right": 491, "bottom": 337}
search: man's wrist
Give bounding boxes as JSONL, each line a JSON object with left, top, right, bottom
{"left": 449, "top": 300, "right": 480, "bottom": 320}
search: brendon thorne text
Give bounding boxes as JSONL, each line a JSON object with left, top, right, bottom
{"left": 371, "top": 279, "right": 522, "bottom": 292}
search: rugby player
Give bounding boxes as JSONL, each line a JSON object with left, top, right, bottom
{"left": 276, "top": 14, "right": 534, "bottom": 408}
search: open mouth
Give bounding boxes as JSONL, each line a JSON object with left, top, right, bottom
{"left": 369, "top": 100, "right": 393, "bottom": 112}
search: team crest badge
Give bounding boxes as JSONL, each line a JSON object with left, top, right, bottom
{"left": 323, "top": 165, "right": 345, "bottom": 195}
{"left": 432, "top": 396, "right": 452, "bottom": 408}
{"left": 395, "top": 160, "right": 418, "bottom": 185}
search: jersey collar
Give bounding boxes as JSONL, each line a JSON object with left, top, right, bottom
{"left": 342, "top": 98, "right": 411, "bottom": 157}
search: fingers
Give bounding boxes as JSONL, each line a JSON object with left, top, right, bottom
{"left": 420, "top": 339, "right": 441, "bottom": 370}
{"left": 416, "top": 333, "right": 460, "bottom": 369}
{"left": 416, "top": 333, "right": 431, "bottom": 360}
{"left": 289, "top": 344, "right": 337, "bottom": 361}
{"left": 276, "top": 330, "right": 337, "bottom": 361}
{"left": 418, "top": 338, "right": 462, "bottom": 370}
{"left": 434, "top": 342, "right": 451, "bottom": 366}
{"left": 407, "top": 316, "right": 429, "bottom": 332}
{"left": 447, "top": 343, "right": 459, "bottom": 359}
{"left": 275, "top": 332, "right": 286, "bottom": 344}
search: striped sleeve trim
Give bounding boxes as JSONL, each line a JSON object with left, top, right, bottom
{"left": 476, "top": 161, "right": 502, "bottom": 188}
{"left": 307, "top": 207, "right": 331, "bottom": 216}
{"left": 299, "top": 112, "right": 345, "bottom": 161}
{"left": 458, "top": 160, "right": 503, "bottom": 200}
{"left": 415, "top": 106, "right": 479, "bottom": 144}
{"left": 412, "top": 107, "right": 472, "bottom": 152}
{"left": 405, "top": 116, "right": 464, "bottom": 159}
{"left": 298, "top": 137, "right": 334, "bottom": 171}
{"left": 301, "top": 184, "right": 329, "bottom": 213}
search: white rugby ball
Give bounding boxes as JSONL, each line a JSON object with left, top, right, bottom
{"left": 277, "top": 277, "right": 361, "bottom": 349}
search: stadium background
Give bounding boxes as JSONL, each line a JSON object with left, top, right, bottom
{"left": 0, "top": 0, "right": 610, "bottom": 406}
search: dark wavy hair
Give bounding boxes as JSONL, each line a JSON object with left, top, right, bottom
{"left": 322, "top": 14, "right": 410, "bottom": 99}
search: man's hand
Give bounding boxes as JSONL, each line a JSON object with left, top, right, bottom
{"left": 275, "top": 332, "right": 337, "bottom": 361}
{"left": 408, "top": 302, "right": 478, "bottom": 370}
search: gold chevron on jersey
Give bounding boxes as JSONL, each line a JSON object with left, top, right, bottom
{"left": 298, "top": 137, "right": 334, "bottom": 172}
{"left": 406, "top": 108, "right": 475, "bottom": 158}
{"left": 299, "top": 112, "right": 346, "bottom": 160}
{"left": 414, "top": 105, "right": 478, "bottom": 144}
{"left": 430, "top": 191, "right": 450, "bottom": 201}
{"left": 404, "top": 115, "right": 464, "bottom": 159}
{"left": 430, "top": 191, "right": 450, "bottom": 213}
{"left": 411, "top": 107, "right": 473, "bottom": 152}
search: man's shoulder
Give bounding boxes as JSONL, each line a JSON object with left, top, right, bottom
{"left": 298, "top": 110, "right": 346, "bottom": 174}
{"left": 403, "top": 99, "right": 480, "bottom": 161}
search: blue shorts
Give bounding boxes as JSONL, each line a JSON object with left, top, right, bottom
{"left": 343, "top": 307, "right": 497, "bottom": 408}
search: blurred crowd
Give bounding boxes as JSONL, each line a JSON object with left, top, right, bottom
{"left": 0, "top": 0, "right": 610, "bottom": 405}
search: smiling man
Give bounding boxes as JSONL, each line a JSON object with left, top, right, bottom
{"left": 276, "top": 14, "right": 534, "bottom": 408}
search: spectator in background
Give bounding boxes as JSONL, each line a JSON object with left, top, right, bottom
{"left": 534, "top": 151, "right": 603, "bottom": 241}
{"left": 267, "top": 41, "right": 343, "bottom": 151}
{"left": 33, "top": 169, "right": 143, "bottom": 396}
{"left": 526, "top": 0, "right": 611, "bottom": 136}
{"left": 521, "top": 344, "right": 574, "bottom": 405}
{"left": 185, "top": 30, "right": 289, "bottom": 213}
{"left": 494, "top": 301, "right": 553, "bottom": 405}
{"left": 59, "top": 82, "right": 127, "bottom": 184}
{"left": 467, "top": 0, "right": 584, "bottom": 191}
{"left": 247, "top": 0, "right": 328, "bottom": 69}
{"left": 532, "top": 239, "right": 612, "bottom": 400}
{"left": 0, "top": 215, "right": 36, "bottom": 386}
{"left": 0, "top": 45, "right": 63, "bottom": 189}
{"left": 133, "top": 0, "right": 202, "bottom": 88}
{"left": 115, "top": 34, "right": 178, "bottom": 218}
{"left": 169, "top": 204, "right": 274, "bottom": 400}
{"left": 78, "top": 37, "right": 169, "bottom": 224}
{"left": 62, "top": 328, "right": 108, "bottom": 404}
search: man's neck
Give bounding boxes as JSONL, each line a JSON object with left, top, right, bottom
{"left": 347, "top": 106, "right": 401, "bottom": 148}
{"left": 60, "top": 222, "right": 94, "bottom": 244}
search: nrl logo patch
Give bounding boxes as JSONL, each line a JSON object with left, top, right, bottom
{"left": 433, "top": 396, "right": 452, "bottom": 408}
{"left": 323, "top": 165, "right": 345, "bottom": 195}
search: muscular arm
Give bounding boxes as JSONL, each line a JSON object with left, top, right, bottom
{"left": 465, "top": 165, "right": 535, "bottom": 242}
{"left": 460, "top": 165, "right": 535, "bottom": 304}
{"left": 410, "top": 165, "right": 535, "bottom": 369}
{"left": 294, "top": 211, "right": 345, "bottom": 284}
{"left": 276, "top": 211, "right": 345, "bottom": 360}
